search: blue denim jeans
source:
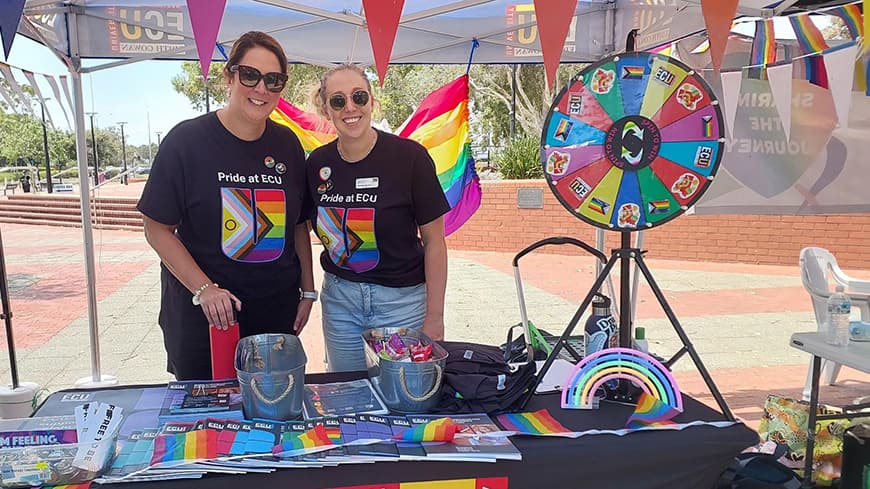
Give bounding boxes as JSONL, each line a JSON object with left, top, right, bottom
{"left": 321, "top": 272, "right": 427, "bottom": 372}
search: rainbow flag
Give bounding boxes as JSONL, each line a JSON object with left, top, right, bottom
{"left": 272, "top": 424, "right": 335, "bottom": 456}
{"left": 828, "top": 4, "right": 863, "bottom": 39}
{"left": 270, "top": 98, "right": 336, "bottom": 153}
{"left": 393, "top": 417, "right": 457, "bottom": 442}
{"left": 789, "top": 14, "right": 830, "bottom": 55}
{"left": 150, "top": 429, "right": 216, "bottom": 465}
{"left": 625, "top": 392, "right": 680, "bottom": 429}
{"left": 648, "top": 200, "right": 670, "bottom": 215}
{"left": 495, "top": 409, "right": 572, "bottom": 436}
{"left": 622, "top": 66, "right": 644, "bottom": 80}
{"left": 749, "top": 19, "right": 776, "bottom": 79}
{"left": 398, "top": 74, "right": 482, "bottom": 236}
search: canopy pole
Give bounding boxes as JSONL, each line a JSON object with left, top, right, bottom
{"left": 68, "top": 9, "right": 118, "bottom": 389}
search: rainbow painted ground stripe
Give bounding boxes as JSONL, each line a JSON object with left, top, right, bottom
{"left": 561, "top": 348, "right": 683, "bottom": 412}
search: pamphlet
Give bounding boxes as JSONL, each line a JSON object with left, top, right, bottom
{"left": 302, "top": 379, "right": 388, "bottom": 419}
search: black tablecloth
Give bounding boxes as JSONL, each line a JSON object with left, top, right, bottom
{"left": 35, "top": 372, "right": 758, "bottom": 489}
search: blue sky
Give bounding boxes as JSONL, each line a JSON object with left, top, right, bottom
{"left": 6, "top": 36, "right": 202, "bottom": 146}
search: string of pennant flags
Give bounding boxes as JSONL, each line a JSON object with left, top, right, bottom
{"left": 704, "top": 2, "right": 868, "bottom": 141}
{"left": 0, "top": 60, "right": 75, "bottom": 131}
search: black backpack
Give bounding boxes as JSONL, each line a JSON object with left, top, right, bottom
{"left": 716, "top": 447, "right": 803, "bottom": 489}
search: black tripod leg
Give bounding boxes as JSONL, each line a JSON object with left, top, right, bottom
{"left": 633, "top": 253, "right": 735, "bottom": 421}
{"left": 518, "top": 252, "right": 620, "bottom": 409}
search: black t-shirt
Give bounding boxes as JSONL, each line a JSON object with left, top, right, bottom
{"left": 306, "top": 130, "right": 449, "bottom": 287}
{"left": 138, "top": 112, "right": 310, "bottom": 301}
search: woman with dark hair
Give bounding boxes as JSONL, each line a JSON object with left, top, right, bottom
{"left": 138, "top": 31, "right": 316, "bottom": 380}
{"left": 307, "top": 64, "right": 449, "bottom": 372}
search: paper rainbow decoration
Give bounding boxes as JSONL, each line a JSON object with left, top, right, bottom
{"left": 561, "top": 348, "right": 682, "bottom": 411}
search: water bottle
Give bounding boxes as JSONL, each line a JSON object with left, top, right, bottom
{"left": 585, "top": 293, "right": 617, "bottom": 355}
{"left": 826, "top": 285, "right": 851, "bottom": 346}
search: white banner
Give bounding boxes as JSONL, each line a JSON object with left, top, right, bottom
{"left": 696, "top": 77, "right": 870, "bottom": 214}
{"left": 21, "top": 69, "right": 55, "bottom": 129}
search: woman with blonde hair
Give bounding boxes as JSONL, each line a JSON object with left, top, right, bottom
{"left": 307, "top": 64, "right": 449, "bottom": 372}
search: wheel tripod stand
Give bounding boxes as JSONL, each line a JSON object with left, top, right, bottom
{"left": 519, "top": 232, "right": 734, "bottom": 421}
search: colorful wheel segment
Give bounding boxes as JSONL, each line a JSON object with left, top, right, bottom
{"left": 541, "top": 52, "right": 724, "bottom": 231}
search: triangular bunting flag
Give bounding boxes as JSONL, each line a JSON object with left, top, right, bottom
{"left": 59, "top": 74, "right": 75, "bottom": 119}
{"left": 824, "top": 44, "right": 858, "bottom": 129}
{"left": 0, "top": 62, "right": 34, "bottom": 117}
{"left": 44, "top": 74, "right": 72, "bottom": 130}
{"left": 186, "top": 0, "right": 227, "bottom": 80}
{"left": 0, "top": 81, "right": 19, "bottom": 114}
{"left": 533, "top": 0, "right": 579, "bottom": 88}
{"left": 766, "top": 62, "right": 793, "bottom": 141}
{"left": 701, "top": 0, "right": 739, "bottom": 72}
{"left": 0, "top": 0, "right": 26, "bottom": 60}
{"left": 22, "top": 70, "right": 54, "bottom": 129}
{"left": 719, "top": 69, "right": 742, "bottom": 139}
{"left": 362, "top": 0, "right": 405, "bottom": 86}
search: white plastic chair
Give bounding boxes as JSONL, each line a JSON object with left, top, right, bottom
{"left": 799, "top": 247, "right": 870, "bottom": 399}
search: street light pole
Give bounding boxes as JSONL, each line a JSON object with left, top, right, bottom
{"left": 38, "top": 99, "right": 53, "bottom": 193}
{"left": 86, "top": 112, "right": 99, "bottom": 187}
{"left": 117, "top": 122, "right": 128, "bottom": 185}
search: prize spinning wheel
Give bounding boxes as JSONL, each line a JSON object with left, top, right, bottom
{"left": 541, "top": 52, "right": 724, "bottom": 230}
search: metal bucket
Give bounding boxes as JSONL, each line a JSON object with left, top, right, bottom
{"left": 235, "top": 334, "right": 307, "bottom": 420}
{"left": 362, "top": 327, "right": 447, "bottom": 413}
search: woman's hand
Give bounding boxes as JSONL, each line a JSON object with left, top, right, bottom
{"left": 422, "top": 313, "right": 445, "bottom": 341}
{"left": 199, "top": 285, "right": 242, "bottom": 330}
{"left": 294, "top": 298, "right": 314, "bottom": 334}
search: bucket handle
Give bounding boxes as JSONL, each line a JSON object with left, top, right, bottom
{"left": 399, "top": 363, "right": 443, "bottom": 402}
{"left": 250, "top": 374, "right": 295, "bottom": 405}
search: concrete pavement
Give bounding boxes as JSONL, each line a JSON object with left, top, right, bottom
{"left": 2, "top": 182, "right": 869, "bottom": 430}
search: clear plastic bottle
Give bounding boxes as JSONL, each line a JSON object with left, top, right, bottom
{"left": 826, "top": 285, "right": 851, "bottom": 346}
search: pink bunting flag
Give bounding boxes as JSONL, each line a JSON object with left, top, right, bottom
{"left": 362, "top": 0, "right": 405, "bottom": 86}
{"left": 533, "top": 0, "right": 579, "bottom": 89}
{"left": 186, "top": 0, "right": 227, "bottom": 80}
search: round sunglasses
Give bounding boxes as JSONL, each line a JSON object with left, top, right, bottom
{"left": 229, "top": 64, "right": 288, "bottom": 93}
{"left": 328, "top": 90, "right": 370, "bottom": 111}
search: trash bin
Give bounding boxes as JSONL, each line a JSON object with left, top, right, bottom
{"left": 235, "top": 334, "right": 307, "bottom": 420}
{"left": 362, "top": 327, "right": 447, "bottom": 413}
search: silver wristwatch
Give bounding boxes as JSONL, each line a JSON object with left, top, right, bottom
{"left": 301, "top": 290, "right": 319, "bottom": 301}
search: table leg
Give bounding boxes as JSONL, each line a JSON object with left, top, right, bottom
{"left": 802, "top": 355, "right": 822, "bottom": 488}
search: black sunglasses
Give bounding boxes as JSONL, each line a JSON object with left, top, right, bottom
{"left": 229, "top": 64, "right": 288, "bottom": 93}
{"left": 328, "top": 90, "right": 370, "bottom": 110}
